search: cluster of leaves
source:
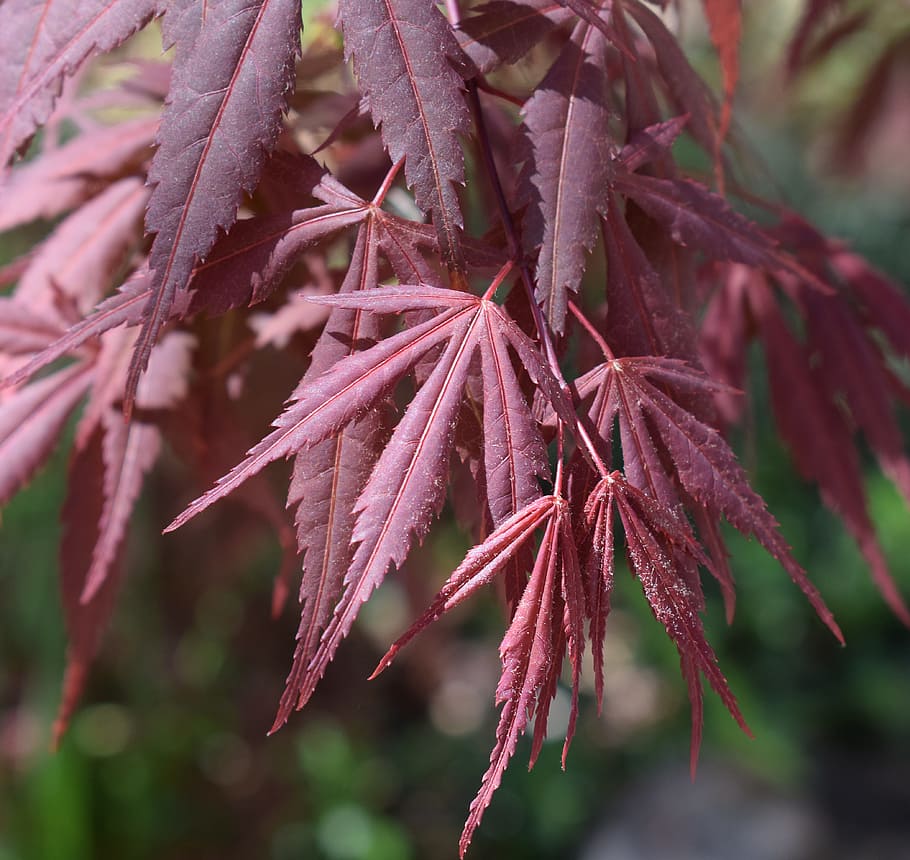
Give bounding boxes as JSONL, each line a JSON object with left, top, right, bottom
{"left": 1, "top": 0, "right": 908, "bottom": 853}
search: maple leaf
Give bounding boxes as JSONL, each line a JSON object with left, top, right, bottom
{"left": 698, "top": 262, "right": 751, "bottom": 427}
{"left": 836, "top": 250, "right": 910, "bottom": 362}
{"left": 1, "top": 2, "right": 909, "bottom": 855}
{"left": 2, "top": 271, "right": 153, "bottom": 392}
{"left": 54, "top": 420, "right": 123, "bottom": 748}
{"left": 186, "top": 193, "right": 368, "bottom": 315}
{"left": 803, "top": 288, "right": 910, "bottom": 510}
{"left": 337, "top": 0, "right": 471, "bottom": 273}
{"left": 519, "top": 20, "right": 613, "bottom": 334}
{"left": 128, "top": 0, "right": 303, "bottom": 407}
{"left": 14, "top": 177, "right": 148, "bottom": 319}
{"left": 80, "top": 330, "right": 194, "bottom": 603}
{"left": 613, "top": 172, "right": 781, "bottom": 268}
{"left": 479, "top": 294, "right": 550, "bottom": 525}
{"left": 617, "top": 115, "right": 690, "bottom": 174}
{"left": 372, "top": 465, "right": 746, "bottom": 853}
{"left": 576, "top": 355, "right": 844, "bottom": 641}
{"left": 602, "top": 192, "right": 698, "bottom": 360}
{"left": 167, "top": 287, "right": 536, "bottom": 522}
{"left": 370, "top": 493, "right": 581, "bottom": 856}
{"left": 51, "top": 328, "right": 193, "bottom": 742}
{"left": 167, "top": 284, "right": 553, "bottom": 716}
{"left": 457, "top": 499, "right": 575, "bottom": 856}
{"left": 597, "top": 474, "right": 749, "bottom": 769}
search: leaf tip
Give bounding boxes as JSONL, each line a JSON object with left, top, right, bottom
{"left": 52, "top": 656, "right": 89, "bottom": 751}
{"left": 162, "top": 503, "right": 196, "bottom": 535}
{"left": 367, "top": 647, "right": 398, "bottom": 681}
{"left": 825, "top": 614, "right": 846, "bottom": 647}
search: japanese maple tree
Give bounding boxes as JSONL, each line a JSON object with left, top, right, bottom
{"left": 1, "top": 0, "right": 908, "bottom": 854}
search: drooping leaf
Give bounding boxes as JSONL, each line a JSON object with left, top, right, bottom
{"left": 80, "top": 331, "right": 194, "bottom": 603}
{"left": 556, "top": 507, "right": 585, "bottom": 764}
{"left": 837, "top": 250, "right": 910, "bottom": 362}
{"left": 749, "top": 279, "right": 910, "bottom": 626}
{"left": 613, "top": 478, "right": 747, "bottom": 734}
{"left": 702, "top": 0, "right": 741, "bottom": 143}
{"left": 460, "top": 510, "right": 561, "bottom": 856}
{"left": 698, "top": 262, "right": 752, "bottom": 427}
{"left": 377, "top": 494, "right": 562, "bottom": 855}
{"left": 373, "top": 495, "right": 557, "bottom": 675}
{"left": 0, "top": 116, "right": 157, "bottom": 232}
{"left": 593, "top": 354, "right": 844, "bottom": 640}
{"left": 0, "top": 362, "right": 93, "bottom": 505}
{"left": 14, "top": 177, "right": 148, "bottom": 317}
{"left": 54, "top": 422, "right": 124, "bottom": 746}
{"left": 622, "top": 0, "right": 719, "bottom": 155}
{"left": 803, "top": 287, "right": 910, "bottom": 509}
{"left": 602, "top": 193, "right": 696, "bottom": 359}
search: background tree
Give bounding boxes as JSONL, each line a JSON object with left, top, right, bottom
{"left": 1, "top": 1, "right": 909, "bottom": 857}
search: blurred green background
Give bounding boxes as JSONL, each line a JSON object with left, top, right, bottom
{"left": 2, "top": 3, "right": 910, "bottom": 859}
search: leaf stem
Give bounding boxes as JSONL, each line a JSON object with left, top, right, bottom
{"left": 555, "top": 422, "right": 566, "bottom": 496}
{"left": 483, "top": 260, "right": 515, "bottom": 300}
{"left": 568, "top": 299, "right": 614, "bottom": 360}
{"left": 475, "top": 79, "right": 525, "bottom": 108}
{"left": 372, "top": 156, "right": 406, "bottom": 207}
